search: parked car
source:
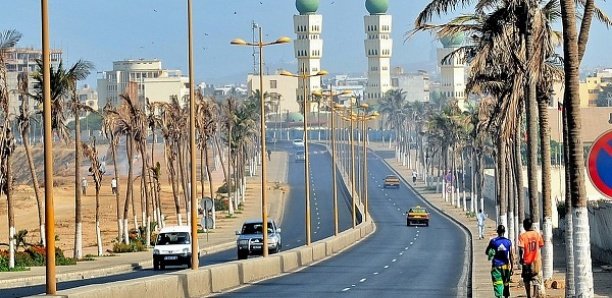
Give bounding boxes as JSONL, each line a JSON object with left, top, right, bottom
{"left": 383, "top": 175, "right": 400, "bottom": 188}
{"left": 236, "top": 219, "right": 282, "bottom": 259}
{"left": 152, "top": 226, "right": 198, "bottom": 270}
{"left": 406, "top": 206, "right": 430, "bottom": 226}
{"left": 295, "top": 151, "right": 305, "bottom": 162}
{"left": 292, "top": 139, "right": 305, "bottom": 149}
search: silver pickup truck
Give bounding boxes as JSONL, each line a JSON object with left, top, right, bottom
{"left": 235, "top": 219, "right": 282, "bottom": 259}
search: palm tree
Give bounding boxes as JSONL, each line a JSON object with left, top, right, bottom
{"left": 82, "top": 137, "right": 104, "bottom": 256}
{"left": 102, "top": 103, "right": 124, "bottom": 242}
{"left": 379, "top": 89, "right": 407, "bottom": 160}
{"left": 196, "top": 93, "right": 218, "bottom": 215}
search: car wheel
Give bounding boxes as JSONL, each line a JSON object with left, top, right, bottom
{"left": 160, "top": 263, "right": 165, "bottom": 270}
{"left": 187, "top": 260, "right": 192, "bottom": 268}
{"left": 237, "top": 250, "right": 248, "bottom": 260}
{"left": 153, "top": 260, "right": 159, "bottom": 270}
{"left": 406, "top": 220, "right": 410, "bottom": 226}
{"left": 425, "top": 222, "right": 429, "bottom": 227}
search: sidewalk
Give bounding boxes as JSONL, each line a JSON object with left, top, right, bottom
{"left": 371, "top": 143, "right": 612, "bottom": 298}
{"left": 0, "top": 151, "right": 289, "bottom": 290}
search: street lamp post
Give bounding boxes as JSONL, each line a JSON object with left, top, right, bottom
{"left": 313, "top": 90, "right": 349, "bottom": 235}
{"left": 281, "top": 68, "right": 327, "bottom": 245}
{"left": 231, "top": 28, "right": 290, "bottom": 257}
{"left": 186, "top": 0, "right": 199, "bottom": 270}
{"left": 41, "top": 0, "right": 56, "bottom": 293}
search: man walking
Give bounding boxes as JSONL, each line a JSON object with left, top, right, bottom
{"left": 81, "top": 177, "right": 88, "bottom": 195}
{"left": 267, "top": 149, "right": 272, "bottom": 161}
{"left": 477, "top": 209, "right": 486, "bottom": 239}
{"left": 111, "top": 177, "right": 117, "bottom": 195}
{"left": 519, "top": 218, "right": 544, "bottom": 298}
{"left": 486, "top": 225, "right": 514, "bottom": 298}
{"left": 412, "top": 170, "right": 417, "bottom": 183}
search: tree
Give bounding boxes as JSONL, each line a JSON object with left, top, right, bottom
{"left": 102, "top": 103, "right": 124, "bottom": 242}
{"left": 82, "top": 138, "right": 104, "bottom": 256}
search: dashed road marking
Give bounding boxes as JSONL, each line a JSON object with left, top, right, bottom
{"left": 384, "top": 265, "right": 389, "bottom": 269}
{"left": 342, "top": 288, "right": 350, "bottom": 292}
{"left": 360, "top": 278, "right": 366, "bottom": 283}
{"left": 392, "top": 259, "right": 397, "bottom": 263}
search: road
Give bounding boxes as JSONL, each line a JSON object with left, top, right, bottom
{"left": 219, "top": 149, "right": 468, "bottom": 297}
{"left": 1, "top": 142, "right": 354, "bottom": 298}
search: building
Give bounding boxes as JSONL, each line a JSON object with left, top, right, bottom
{"left": 324, "top": 75, "right": 366, "bottom": 107}
{"left": 77, "top": 84, "right": 99, "bottom": 112}
{"left": 97, "top": 59, "right": 189, "bottom": 108}
{"left": 247, "top": 73, "right": 299, "bottom": 114}
{"left": 294, "top": 0, "right": 324, "bottom": 113}
{"left": 579, "top": 69, "right": 612, "bottom": 107}
{"left": 2, "top": 47, "right": 62, "bottom": 115}
{"left": 390, "top": 67, "right": 430, "bottom": 102}
{"left": 437, "top": 34, "right": 467, "bottom": 108}
{"left": 364, "top": 0, "right": 393, "bottom": 105}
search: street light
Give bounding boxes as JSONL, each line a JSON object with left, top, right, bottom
{"left": 232, "top": 27, "right": 290, "bottom": 257}
{"left": 312, "top": 90, "right": 350, "bottom": 236}
{"left": 338, "top": 101, "right": 358, "bottom": 228}
{"left": 280, "top": 68, "right": 327, "bottom": 245}
{"left": 41, "top": 0, "right": 56, "bottom": 293}
{"left": 355, "top": 106, "right": 378, "bottom": 223}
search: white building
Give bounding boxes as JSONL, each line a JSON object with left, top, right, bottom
{"left": 437, "top": 34, "right": 467, "bottom": 108}
{"left": 97, "top": 59, "right": 189, "bottom": 108}
{"left": 390, "top": 67, "right": 430, "bottom": 102}
{"left": 364, "top": 0, "right": 393, "bottom": 105}
{"left": 3, "top": 47, "right": 62, "bottom": 115}
{"left": 247, "top": 73, "right": 299, "bottom": 114}
{"left": 294, "top": 0, "right": 324, "bottom": 113}
{"left": 77, "top": 84, "right": 99, "bottom": 112}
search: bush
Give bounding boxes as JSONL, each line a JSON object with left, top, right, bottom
{"left": 0, "top": 246, "right": 75, "bottom": 271}
{"left": 216, "top": 182, "right": 236, "bottom": 194}
{"left": 214, "top": 197, "right": 228, "bottom": 211}
{"left": 112, "top": 241, "right": 147, "bottom": 253}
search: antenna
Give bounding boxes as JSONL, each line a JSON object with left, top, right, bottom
{"left": 252, "top": 21, "right": 260, "bottom": 75}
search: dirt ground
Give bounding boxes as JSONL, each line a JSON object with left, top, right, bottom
{"left": 0, "top": 143, "right": 222, "bottom": 257}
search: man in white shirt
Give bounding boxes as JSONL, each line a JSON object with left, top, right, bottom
{"left": 412, "top": 171, "right": 417, "bottom": 183}
{"left": 477, "top": 209, "right": 487, "bottom": 239}
{"left": 111, "top": 178, "right": 117, "bottom": 195}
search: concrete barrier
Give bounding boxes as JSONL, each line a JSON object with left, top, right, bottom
{"left": 312, "top": 242, "right": 327, "bottom": 261}
{"left": 209, "top": 263, "right": 240, "bottom": 293}
{"left": 298, "top": 246, "right": 314, "bottom": 266}
{"left": 280, "top": 251, "right": 299, "bottom": 272}
{"left": 239, "top": 256, "right": 282, "bottom": 284}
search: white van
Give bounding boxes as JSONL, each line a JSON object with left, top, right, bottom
{"left": 152, "top": 226, "right": 197, "bottom": 270}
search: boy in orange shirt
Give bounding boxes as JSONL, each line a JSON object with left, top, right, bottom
{"left": 518, "top": 218, "right": 544, "bottom": 298}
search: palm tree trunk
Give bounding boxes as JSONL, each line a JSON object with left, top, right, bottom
{"left": 205, "top": 142, "right": 216, "bottom": 228}
{"left": 227, "top": 126, "right": 234, "bottom": 215}
{"left": 214, "top": 136, "right": 228, "bottom": 185}
{"left": 177, "top": 141, "right": 189, "bottom": 220}
{"left": 165, "top": 142, "right": 182, "bottom": 225}
{"left": 525, "top": 0, "right": 541, "bottom": 231}
{"left": 560, "top": 0, "right": 594, "bottom": 294}
{"left": 7, "top": 158, "right": 15, "bottom": 269}
{"left": 140, "top": 143, "right": 151, "bottom": 248}
{"left": 123, "top": 135, "right": 134, "bottom": 244}
{"left": 95, "top": 186, "right": 103, "bottom": 256}
{"left": 562, "top": 104, "right": 575, "bottom": 296}
{"left": 21, "top": 125, "right": 45, "bottom": 246}
{"left": 74, "top": 102, "right": 83, "bottom": 259}
{"left": 507, "top": 149, "right": 515, "bottom": 249}
{"left": 498, "top": 140, "right": 507, "bottom": 233}
{"left": 538, "top": 95, "right": 554, "bottom": 280}
{"left": 110, "top": 135, "right": 123, "bottom": 242}
{"left": 514, "top": 119, "right": 525, "bottom": 229}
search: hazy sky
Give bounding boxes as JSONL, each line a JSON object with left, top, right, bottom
{"left": 3, "top": 0, "right": 612, "bottom": 87}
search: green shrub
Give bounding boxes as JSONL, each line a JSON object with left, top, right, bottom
{"left": 112, "top": 241, "right": 147, "bottom": 253}
{"left": 0, "top": 246, "right": 75, "bottom": 271}
{"left": 216, "top": 182, "right": 236, "bottom": 194}
{"left": 215, "top": 197, "right": 228, "bottom": 211}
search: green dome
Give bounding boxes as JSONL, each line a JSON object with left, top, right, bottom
{"left": 439, "top": 33, "right": 465, "bottom": 48}
{"left": 366, "top": 0, "right": 389, "bottom": 15}
{"left": 287, "top": 112, "right": 304, "bottom": 122}
{"left": 296, "top": 0, "right": 319, "bottom": 15}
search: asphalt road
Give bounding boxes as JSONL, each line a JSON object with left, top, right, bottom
{"left": 1, "top": 142, "right": 354, "bottom": 298}
{"left": 220, "top": 149, "right": 468, "bottom": 297}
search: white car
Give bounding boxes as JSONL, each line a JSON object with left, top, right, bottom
{"left": 292, "top": 139, "right": 304, "bottom": 148}
{"left": 152, "top": 226, "right": 198, "bottom": 270}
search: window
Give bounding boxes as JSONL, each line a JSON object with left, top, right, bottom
{"left": 270, "top": 80, "right": 277, "bottom": 89}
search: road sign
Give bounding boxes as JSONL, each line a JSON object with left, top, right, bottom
{"left": 200, "top": 197, "right": 213, "bottom": 212}
{"left": 201, "top": 217, "right": 214, "bottom": 229}
{"left": 587, "top": 130, "right": 612, "bottom": 198}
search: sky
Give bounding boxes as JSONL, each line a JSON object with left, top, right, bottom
{"left": 2, "top": 0, "right": 612, "bottom": 88}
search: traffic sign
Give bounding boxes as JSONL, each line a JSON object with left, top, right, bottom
{"left": 200, "top": 197, "right": 213, "bottom": 212}
{"left": 587, "top": 130, "right": 612, "bottom": 198}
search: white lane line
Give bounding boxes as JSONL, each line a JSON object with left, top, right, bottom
{"left": 384, "top": 265, "right": 389, "bottom": 269}
{"left": 360, "top": 278, "right": 367, "bottom": 283}
{"left": 410, "top": 242, "right": 413, "bottom": 245}
{"left": 373, "top": 272, "right": 379, "bottom": 275}
{"left": 405, "top": 246, "right": 409, "bottom": 250}
{"left": 399, "top": 252, "right": 404, "bottom": 256}
{"left": 342, "top": 288, "right": 351, "bottom": 292}
{"left": 392, "top": 259, "right": 397, "bottom": 263}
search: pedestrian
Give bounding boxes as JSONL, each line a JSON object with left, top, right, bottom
{"left": 412, "top": 170, "right": 417, "bottom": 183}
{"left": 477, "top": 209, "right": 487, "bottom": 239}
{"left": 81, "top": 177, "right": 88, "bottom": 195}
{"left": 518, "top": 218, "right": 544, "bottom": 298}
{"left": 111, "top": 177, "right": 117, "bottom": 195}
{"left": 486, "top": 225, "right": 514, "bottom": 298}
{"left": 267, "top": 149, "right": 272, "bottom": 161}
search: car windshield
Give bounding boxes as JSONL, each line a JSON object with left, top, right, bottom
{"left": 156, "top": 232, "right": 190, "bottom": 245}
{"left": 241, "top": 222, "right": 274, "bottom": 234}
